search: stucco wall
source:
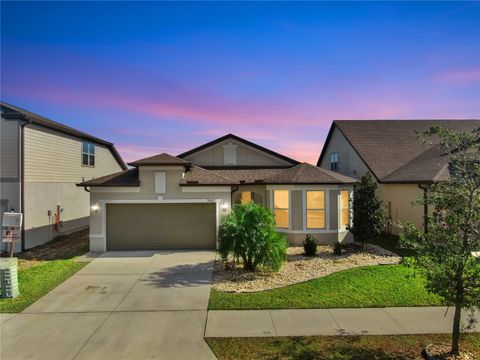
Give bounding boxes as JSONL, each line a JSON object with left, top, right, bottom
{"left": 377, "top": 183, "right": 425, "bottom": 234}
{"left": 89, "top": 166, "right": 231, "bottom": 252}
{"left": 318, "top": 126, "right": 370, "bottom": 179}
{"left": 182, "top": 139, "right": 293, "bottom": 167}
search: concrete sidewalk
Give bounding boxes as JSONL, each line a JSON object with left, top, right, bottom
{"left": 205, "top": 307, "right": 479, "bottom": 337}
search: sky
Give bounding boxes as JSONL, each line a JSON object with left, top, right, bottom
{"left": 1, "top": 1, "right": 479, "bottom": 164}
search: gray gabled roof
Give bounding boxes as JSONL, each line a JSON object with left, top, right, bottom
{"left": 318, "top": 119, "right": 480, "bottom": 183}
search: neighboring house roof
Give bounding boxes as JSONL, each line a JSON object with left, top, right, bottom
{"left": 78, "top": 168, "right": 139, "bottom": 187}
{"left": 128, "top": 153, "right": 191, "bottom": 167}
{"left": 1, "top": 101, "right": 127, "bottom": 170}
{"left": 177, "top": 133, "right": 300, "bottom": 166}
{"left": 317, "top": 119, "right": 480, "bottom": 183}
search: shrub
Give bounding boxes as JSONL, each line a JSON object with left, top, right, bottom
{"left": 351, "top": 173, "right": 387, "bottom": 250}
{"left": 303, "top": 235, "right": 317, "bottom": 256}
{"left": 333, "top": 241, "right": 344, "bottom": 256}
{"left": 218, "top": 202, "right": 287, "bottom": 272}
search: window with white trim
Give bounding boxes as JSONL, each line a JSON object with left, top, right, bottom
{"left": 341, "top": 190, "right": 350, "bottom": 227}
{"left": 82, "top": 142, "right": 95, "bottom": 166}
{"left": 273, "top": 190, "right": 289, "bottom": 228}
{"left": 306, "top": 191, "right": 325, "bottom": 229}
{"left": 330, "top": 152, "right": 338, "bottom": 171}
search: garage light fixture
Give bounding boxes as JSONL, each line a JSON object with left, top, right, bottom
{"left": 91, "top": 204, "right": 100, "bottom": 213}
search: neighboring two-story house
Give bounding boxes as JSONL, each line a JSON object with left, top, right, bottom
{"left": 1, "top": 102, "right": 127, "bottom": 251}
{"left": 79, "top": 134, "right": 356, "bottom": 252}
{"left": 317, "top": 120, "right": 480, "bottom": 233}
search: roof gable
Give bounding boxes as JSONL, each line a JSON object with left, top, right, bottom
{"left": 178, "top": 134, "right": 299, "bottom": 167}
{"left": 318, "top": 119, "right": 480, "bottom": 182}
{"left": 1, "top": 101, "right": 127, "bottom": 170}
{"left": 128, "top": 153, "right": 191, "bottom": 167}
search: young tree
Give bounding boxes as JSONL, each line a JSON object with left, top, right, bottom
{"left": 218, "top": 202, "right": 287, "bottom": 272}
{"left": 401, "top": 126, "right": 480, "bottom": 355}
{"left": 351, "top": 173, "right": 386, "bottom": 249}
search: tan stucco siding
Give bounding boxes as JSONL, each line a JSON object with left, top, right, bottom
{"left": 377, "top": 183, "right": 425, "bottom": 233}
{"left": 290, "top": 190, "right": 303, "bottom": 231}
{"left": 24, "top": 124, "right": 122, "bottom": 183}
{"left": 88, "top": 166, "right": 231, "bottom": 252}
{"left": 183, "top": 139, "right": 293, "bottom": 167}
{"left": 1, "top": 118, "right": 20, "bottom": 179}
{"left": 319, "top": 127, "right": 369, "bottom": 179}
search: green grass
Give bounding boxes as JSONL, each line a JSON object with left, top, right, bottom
{"left": 206, "top": 334, "right": 480, "bottom": 360}
{"left": 368, "top": 233, "right": 417, "bottom": 257}
{"left": 0, "top": 259, "right": 86, "bottom": 313}
{"left": 209, "top": 264, "right": 443, "bottom": 310}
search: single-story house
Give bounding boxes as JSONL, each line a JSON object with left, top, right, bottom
{"left": 1, "top": 102, "right": 127, "bottom": 251}
{"left": 317, "top": 119, "right": 480, "bottom": 233}
{"left": 79, "top": 134, "right": 356, "bottom": 252}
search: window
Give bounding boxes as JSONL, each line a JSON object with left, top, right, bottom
{"left": 341, "top": 190, "right": 350, "bottom": 227}
{"left": 330, "top": 152, "right": 338, "bottom": 171}
{"left": 240, "top": 191, "right": 252, "bottom": 204}
{"left": 155, "top": 172, "right": 166, "bottom": 193}
{"left": 82, "top": 142, "right": 95, "bottom": 166}
{"left": 306, "top": 191, "right": 325, "bottom": 229}
{"left": 273, "top": 190, "right": 289, "bottom": 228}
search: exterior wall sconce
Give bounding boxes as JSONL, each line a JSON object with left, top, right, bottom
{"left": 91, "top": 204, "right": 100, "bottom": 213}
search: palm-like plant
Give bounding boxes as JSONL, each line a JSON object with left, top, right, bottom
{"left": 218, "top": 202, "right": 287, "bottom": 272}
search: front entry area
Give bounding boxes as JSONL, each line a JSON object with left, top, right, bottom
{"left": 106, "top": 203, "right": 216, "bottom": 251}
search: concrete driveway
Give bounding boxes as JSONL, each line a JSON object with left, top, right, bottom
{"left": 0, "top": 250, "right": 217, "bottom": 360}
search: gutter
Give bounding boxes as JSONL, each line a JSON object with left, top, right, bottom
{"left": 418, "top": 184, "right": 430, "bottom": 234}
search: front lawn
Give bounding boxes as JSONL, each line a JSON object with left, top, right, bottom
{"left": 206, "top": 334, "right": 480, "bottom": 360}
{"left": 0, "top": 229, "right": 89, "bottom": 313}
{"left": 209, "top": 264, "right": 443, "bottom": 310}
{"left": 0, "top": 259, "right": 87, "bottom": 313}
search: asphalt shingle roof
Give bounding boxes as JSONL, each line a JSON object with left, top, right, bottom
{"left": 128, "top": 153, "right": 191, "bottom": 167}
{"left": 320, "top": 119, "right": 480, "bottom": 182}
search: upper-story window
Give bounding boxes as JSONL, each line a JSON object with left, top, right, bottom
{"left": 330, "top": 152, "right": 338, "bottom": 171}
{"left": 82, "top": 142, "right": 95, "bottom": 166}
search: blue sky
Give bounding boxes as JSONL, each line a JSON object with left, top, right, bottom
{"left": 2, "top": 1, "right": 479, "bottom": 163}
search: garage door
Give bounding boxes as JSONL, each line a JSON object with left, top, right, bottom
{"left": 106, "top": 203, "right": 216, "bottom": 250}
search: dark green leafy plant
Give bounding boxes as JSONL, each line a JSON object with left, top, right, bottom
{"left": 400, "top": 126, "right": 480, "bottom": 355}
{"left": 351, "top": 173, "right": 387, "bottom": 250}
{"left": 333, "top": 241, "right": 344, "bottom": 256}
{"left": 218, "top": 202, "right": 287, "bottom": 272}
{"left": 303, "top": 235, "right": 317, "bottom": 256}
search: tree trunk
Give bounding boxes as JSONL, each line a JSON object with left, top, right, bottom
{"left": 451, "top": 301, "right": 462, "bottom": 355}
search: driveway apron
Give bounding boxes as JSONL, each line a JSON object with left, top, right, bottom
{"left": 0, "top": 250, "right": 217, "bottom": 360}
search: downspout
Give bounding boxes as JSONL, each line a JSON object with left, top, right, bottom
{"left": 418, "top": 184, "right": 429, "bottom": 234}
{"left": 230, "top": 185, "right": 239, "bottom": 207}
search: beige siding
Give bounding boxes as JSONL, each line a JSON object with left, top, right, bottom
{"left": 21, "top": 123, "right": 123, "bottom": 249}
{"left": 183, "top": 139, "right": 293, "bottom": 167}
{"left": 377, "top": 183, "right": 425, "bottom": 234}
{"left": 24, "top": 124, "right": 122, "bottom": 183}
{"left": 319, "top": 126, "right": 369, "bottom": 179}
{"left": 1, "top": 117, "right": 20, "bottom": 179}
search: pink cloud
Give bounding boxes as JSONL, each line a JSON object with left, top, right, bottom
{"left": 435, "top": 68, "right": 480, "bottom": 84}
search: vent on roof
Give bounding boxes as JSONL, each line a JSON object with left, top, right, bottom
{"left": 223, "top": 142, "right": 237, "bottom": 166}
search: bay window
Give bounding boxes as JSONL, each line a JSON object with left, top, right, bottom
{"left": 273, "top": 190, "right": 289, "bottom": 228}
{"left": 306, "top": 191, "right": 325, "bottom": 229}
